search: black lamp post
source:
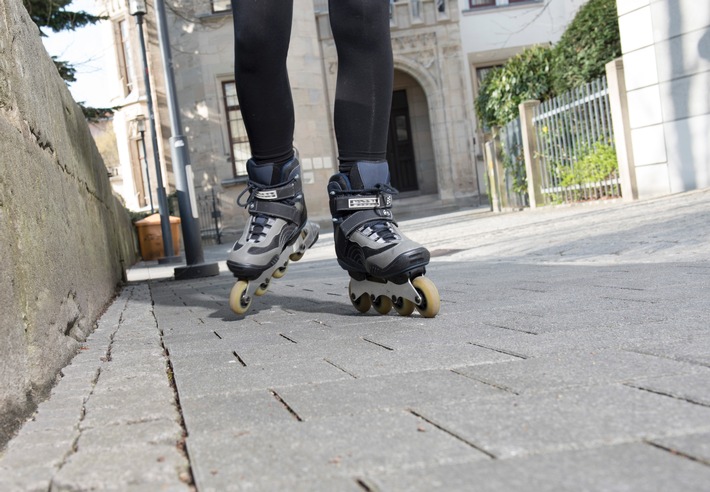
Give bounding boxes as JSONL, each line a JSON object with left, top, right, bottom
{"left": 129, "top": 0, "right": 181, "bottom": 264}
{"left": 135, "top": 115, "right": 154, "bottom": 213}
{"left": 152, "top": 0, "right": 219, "bottom": 279}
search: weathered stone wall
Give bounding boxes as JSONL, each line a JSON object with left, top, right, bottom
{"left": 0, "top": 0, "right": 138, "bottom": 447}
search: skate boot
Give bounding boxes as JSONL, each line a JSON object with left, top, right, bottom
{"left": 227, "top": 155, "right": 320, "bottom": 314}
{"left": 328, "top": 161, "right": 440, "bottom": 318}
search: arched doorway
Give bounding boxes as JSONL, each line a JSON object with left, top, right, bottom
{"left": 387, "top": 70, "right": 438, "bottom": 196}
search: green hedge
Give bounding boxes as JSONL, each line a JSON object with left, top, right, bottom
{"left": 476, "top": 0, "right": 621, "bottom": 129}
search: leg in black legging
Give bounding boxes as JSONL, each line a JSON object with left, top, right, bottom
{"left": 329, "top": 0, "right": 394, "bottom": 170}
{"left": 232, "top": 0, "right": 294, "bottom": 165}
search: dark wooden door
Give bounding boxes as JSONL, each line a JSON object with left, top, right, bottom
{"left": 386, "top": 90, "right": 418, "bottom": 192}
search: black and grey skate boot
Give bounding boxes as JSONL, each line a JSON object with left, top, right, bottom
{"left": 328, "top": 161, "right": 439, "bottom": 317}
{"left": 227, "top": 155, "right": 319, "bottom": 314}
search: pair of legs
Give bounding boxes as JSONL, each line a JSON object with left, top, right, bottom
{"left": 231, "top": 0, "right": 393, "bottom": 168}
{"left": 227, "top": 0, "right": 440, "bottom": 317}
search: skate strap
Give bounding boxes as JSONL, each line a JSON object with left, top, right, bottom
{"left": 253, "top": 180, "right": 299, "bottom": 201}
{"left": 339, "top": 209, "right": 395, "bottom": 237}
{"left": 331, "top": 192, "right": 393, "bottom": 214}
{"left": 250, "top": 200, "right": 301, "bottom": 223}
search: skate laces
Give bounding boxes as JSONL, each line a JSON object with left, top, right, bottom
{"left": 357, "top": 184, "right": 400, "bottom": 243}
{"left": 237, "top": 181, "right": 277, "bottom": 243}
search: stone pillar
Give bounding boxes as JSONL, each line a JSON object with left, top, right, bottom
{"left": 606, "top": 58, "right": 638, "bottom": 201}
{"left": 519, "top": 100, "right": 544, "bottom": 209}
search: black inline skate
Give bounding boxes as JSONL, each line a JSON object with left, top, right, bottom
{"left": 227, "top": 155, "right": 320, "bottom": 314}
{"left": 328, "top": 161, "right": 440, "bottom": 317}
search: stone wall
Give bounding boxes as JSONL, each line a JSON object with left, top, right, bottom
{"left": 617, "top": 0, "right": 710, "bottom": 198}
{"left": 0, "top": 0, "right": 138, "bottom": 447}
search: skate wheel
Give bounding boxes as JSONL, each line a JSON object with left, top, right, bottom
{"left": 255, "top": 279, "right": 269, "bottom": 296}
{"left": 289, "top": 251, "right": 304, "bottom": 261}
{"left": 272, "top": 262, "right": 289, "bottom": 279}
{"left": 229, "top": 280, "right": 252, "bottom": 315}
{"left": 393, "top": 296, "right": 415, "bottom": 317}
{"left": 372, "top": 295, "right": 393, "bottom": 315}
{"left": 413, "top": 276, "right": 440, "bottom": 318}
{"left": 349, "top": 284, "right": 371, "bottom": 313}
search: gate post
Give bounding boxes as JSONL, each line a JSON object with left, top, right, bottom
{"left": 519, "top": 100, "right": 543, "bottom": 209}
{"left": 606, "top": 58, "right": 638, "bottom": 201}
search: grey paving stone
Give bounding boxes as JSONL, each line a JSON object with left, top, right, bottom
{"left": 453, "top": 349, "right": 701, "bottom": 394}
{"left": 180, "top": 389, "right": 294, "bottom": 433}
{"left": 411, "top": 385, "right": 710, "bottom": 459}
{"left": 78, "top": 419, "right": 184, "bottom": 449}
{"left": 367, "top": 442, "right": 710, "bottom": 491}
{"left": 325, "top": 343, "right": 515, "bottom": 378}
{"left": 0, "top": 466, "right": 55, "bottom": 492}
{"left": 51, "top": 445, "right": 189, "bottom": 491}
{"left": 273, "top": 369, "right": 509, "bottom": 420}
{"left": 632, "top": 337, "right": 710, "bottom": 367}
{"left": 172, "top": 359, "right": 351, "bottom": 398}
{"left": 187, "top": 411, "right": 488, "bottom": 490}
{"left": 81, "top": 386, "right": 178, "bottom": 429}
{"left": 630, "top": 370, "right": 710, "bottom": 406}
{"left": 650, "top": 432, "right": 710, "bottom": 465}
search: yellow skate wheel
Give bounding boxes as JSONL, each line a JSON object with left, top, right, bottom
{"left": 272, "top": 262, "right": 289, "bottom": 279}
{"left": 289, "top": 251, "right": 304, "bottom": 261}
{"left": 229, "top": 280, "right": 252, "bottom": 315}
{"left": 393, "top": 296, "right": 415, "bottom": 317}
{"left": 255, "top": 279, "right": 269, "bottom": 296}
{"left": 413, "top": 276, "right": 440, "bottom": 318}
{"left": 373, "top": 295, "right": 393, "bottom": 315}
{"left": 349, "top": 284, "right": 371, "bottom": 313}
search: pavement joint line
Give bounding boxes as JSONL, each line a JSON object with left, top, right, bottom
{"left": 279, "top": 334, "right": 298, "bottom": 344}
{"left": 362, "top": 338, "right": 395, "bottom": 351}
{"left": 355, "top": 477, "right": 379, "bottom": 491}
{"left": 270, "top": 390, "right": 304, "bottom": 422}
{"left": 482, "top": 322, "right": 538, "bottom": 336}
{"left": 600, "top": 296, "right": 656, "bottom": 304}
{"left": 511, "top": 287, "right": 548, "bottom": 294}
{"left": 467, "top": 342, "right": 529, "bottom": 360}
{"left": 624, "top": 383, "right": 710, "bottom": 409}
{"left": 450, "top": 369, "right": 520, "bottom": 395}
{"left": 408, "top": 409, "right": 497, "bottom": 460}
{"left": 644, "top": 441, "right": 710, "bottom": 467}
{"left": 212, "top": 330, "right": 223, "bottom": 340}
{"left": 150, "top": 283, "right": 196, "bottom": 489}
{"left": 324, "top": 358, "right": 358, "bottom": 379}
{"left": 232, "top": 351, "right": 247, "bottom": 367}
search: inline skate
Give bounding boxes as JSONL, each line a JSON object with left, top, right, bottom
{"left": 328, "top": 161, "right": 440, "bottom": 318}
{"left": 227, "top": 155, "right": 320, "bottom": 314}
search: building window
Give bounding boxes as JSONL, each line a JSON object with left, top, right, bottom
{"left": 222, "top": 81, "right": 250, "bottom": 177}
{"left": 117, "top": 19, "right": 136, "bottom": 95}
{"left": 468, "top": 0, "right": 538, "bottom": 9}
{"left": 212, "top": 0, "right": 230, "bottom": 13}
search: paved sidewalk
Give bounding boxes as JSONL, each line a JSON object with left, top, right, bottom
{"left": 2, "top": 190, "right": 710, "bottom": 491}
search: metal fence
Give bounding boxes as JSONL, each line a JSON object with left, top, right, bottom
{"left": 532, "top": 76, "right": 621, "bottom": 204}
{"left": 196, "top": 189, "right": 223, "bottom": 245}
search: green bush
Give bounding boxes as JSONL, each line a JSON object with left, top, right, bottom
{"left": 475, "top": 0, "right": 621, "bottom": 128}
{"left": 551, "top": 0, "right": 621, "bottom": 95}
{"left": 558, "top": 142, "right": 618, "bottom": 195}
{"left": 475, "top": 45, "right": 553, "bottom": 129}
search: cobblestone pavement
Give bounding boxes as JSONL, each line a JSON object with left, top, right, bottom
{"left": 2, "top": 190, "right": 709, "bottom": 491}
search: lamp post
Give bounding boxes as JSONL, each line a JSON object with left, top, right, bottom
{"left": 152, "top": 0, "right": 219, "bottom": 280}
{"left": 129, "top": 0, "right": 181, "bottom": 264}
{"left": 135, "top": 115, "right": 154, "bottom": 213}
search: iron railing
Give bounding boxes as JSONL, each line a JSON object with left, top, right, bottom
{"left": 532, "top": 76, "right": 621, "bottom": 204}
{"left": 196, "top": 189, "right": 223, "bottom": 245}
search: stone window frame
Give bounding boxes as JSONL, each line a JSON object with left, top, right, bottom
{"left": 221, "top": 80, "right": 250, "bottom": 179}
{"left": 115, "top": 18, "right": 137, "bottom": 97}
{"left": 465, "top": 0, "right": 541, "bottom": 12}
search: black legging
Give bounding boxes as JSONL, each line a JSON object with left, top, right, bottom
{"left": 232, "top": 0, "right": 393, "bottom": 168}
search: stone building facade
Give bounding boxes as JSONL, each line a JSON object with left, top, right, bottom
{"left": 104, "top": 0, "right": 481, "bottom": 236}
